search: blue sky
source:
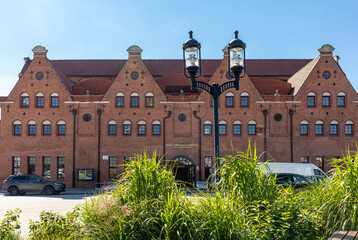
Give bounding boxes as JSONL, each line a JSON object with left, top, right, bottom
{"left": 0, "top": 0, "right": 357, "bottom": 95}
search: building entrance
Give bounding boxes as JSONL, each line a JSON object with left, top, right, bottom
{"left": 170, "top": 154, "right": 196, "bottom": 185}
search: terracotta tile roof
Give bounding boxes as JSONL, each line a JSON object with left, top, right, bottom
{"left": 246, "top": 59, "right": 312, "bottom": 76}
{"left": 251, "top": 77, "right": 293, "bottom": 95}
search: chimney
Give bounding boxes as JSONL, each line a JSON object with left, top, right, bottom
{"left": 127, "top": 45, "right": 142, "bottom": 58}
{"left": 32, "top": 45, "right": 48, "bottom": 58}
{"left": 318, "top": 44, "right": 334, "bottom": 56}
{"left": 222, "top": 45, "right": 229, "bottom": 58}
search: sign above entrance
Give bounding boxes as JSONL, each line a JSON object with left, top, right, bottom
{"left": 166, "top": 143, "right": 198, "bottom": 149}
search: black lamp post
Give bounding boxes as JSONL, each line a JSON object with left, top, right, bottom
{"left": 183, "top": 31, "right": 246, "bottom": 182}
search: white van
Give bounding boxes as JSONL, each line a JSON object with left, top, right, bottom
{"left": 259, "top": 162, "right": 328, "bottom": 178}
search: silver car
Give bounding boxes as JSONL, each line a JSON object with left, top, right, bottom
{"left": 2, "top": 174, "right": 66, "bottom": 196}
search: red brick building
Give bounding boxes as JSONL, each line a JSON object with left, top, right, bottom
{"left": 0, "top": 44, "right": 357, "bottom": 187}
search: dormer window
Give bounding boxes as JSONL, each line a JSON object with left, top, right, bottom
{"left": 21, "top": 93, "right": 29, "bottom": 107}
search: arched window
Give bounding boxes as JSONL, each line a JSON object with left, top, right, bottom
{"left": 300, "top": 120, "right": 309, "bottom": 135}
{"left": 152, "top": 120, "right": 161, "bottom": 135}
{"left": 145, "top": 92, "right": 154, "bottom": 107}
{"left": 345, "top": 120, "right": 353, "bottom": 135}
{"left": 204, "top": 120, "right": 212, "bottom": 135}
{"left": 108, "top": 120, "right": 117, "bottom": 135}
{"left": 123, "top": 120, "right": 132, "bottom": 135}
{"left": 307, "top": 92, "right": 316, "bottom": 107}
{"left": 219, "top": 120, "right": 227, "bottom": 135}
{"left": 138, "top": 120, "right": 146, "bottom": 135}
{"left": 28, "top": 120, "right": 37, "bottom": 136}
{"left": 225, "top": 92, "right": 234, "bottom": 107}
{"left": 36, "top": 93, "right": 44, "bottom": 107}
{"left": 21, "top": 92, "right": 29, "bottom": 107}
{"left": 322, "top": 92, "right": 331, "bottom": 107}
{"left": 116, "top": 92, "right": 124, "bottom": 107}
{"left": 130, "top": 92, "right": 139, "bottom": 107}
{"left": 233, "top": 120, "right": 241, "bottom": 135}
{"left": 337, "top": 92, "right": 346, "bottom": 107}
{"left": 240, "top": 92, "right": 249, "bottom": 107}
{"left": 50, "top": 93, "right": 59, "bottom": 107}
{"left": 315, "top": 120, "right": 324, "bottom": 135}
{"left": 248, "top": 120, "right": 256, "bottom": 135}
{"left": 42, "top": 120, "right": 51, "bottom": 136}
{"left": 330, "top": 120, "right": 338, "bottom": 135}
{"left": 13, "top": 120, "right": 22, "bottom": 136}
{"left": 57, "top": 120, "right": 66, "bottom": 135}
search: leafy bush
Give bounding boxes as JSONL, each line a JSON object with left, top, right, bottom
{"left": 0, "top": 209, "right": 21, "bottom": 240}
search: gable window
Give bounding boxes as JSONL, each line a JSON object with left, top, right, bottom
{"left": 322, "top": 92, "right": 331, "bottom": 107}
{"left": 21, "top": 93, "right": 29, "bottom": 108}
{"left": 307, "top": 92, "right": 316, "bottom": 107}
{"left": 109, "top": 156, "right": 117, "bottom": 179}
{"left": 123, "top": 120, "right": 132, "bottom": 135}
{"left": 225, "top": 92, "right": 234, "bottom": 107}
{"left": 36, "top": 93, "right": 44, "bottom": 107}
{"left": 28, "top": 120, "right": 37, "bottom": 136}
{"left": 57, "top": 120, "right": 66, "bottom": 135}
{"left": 130, "top": 92, "right": 139, "bottom": 107}
{"left": 145, "top": 92, "right": 154, "bottom": 107}
{"left": 240, "top": 92, "right": 249, "bottom": 107}
{"left": 152, "top": 120, "right": 161, "bottom": 135}
{"left": 116, "top": 92, "right": 124, "bottom": 107}
{"left": 42, "top": 120, "right": 51, "bottom": 136}
{"left": 345, "top": 120, "right": 353, "bottom": 135}
{"left": 219, "top": 120, "right": 227, "bottom": 135}
{"left": 57, "top": 156, "right": 65, "bottom": 179}
{"left": 13, "top": 120, "right": 22, "bottom": 136}
{"left": 330, "top": 120, "right": 338, "bottom": 135}
{"left": 108, "top": 120, "right": 117, "bottom": 135}
{"left": 300, "top": 120, "right": 309, "bottom": 135}
{"left": 337, "top": 92, "right": 346, "bottom": 107}
{"left": 315, "top": 120, "right": 323, "bottom": 135}
{"left": 28, "top": 156, "right": 35, "bottom": 174}
{"left": 43, "top": 157, "right": 51, "bottom": 179}
{"left": 138, "top": 120, "right": 146, "bottom": 135}
{"left": 50, "top": 93, "right": 59, "bottom": 107}
{"left": 13, "top": 157, "right": 20, "bottom": 175}
{"left": 233, "top": 120, "right": 241, "bottom": 135}
{"left": 204, "top": 120, "right": 212, "bottom": 135}
{"left": 248, "top": 120, "right": 256, "bottom": 135}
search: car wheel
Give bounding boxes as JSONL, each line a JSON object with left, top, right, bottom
{"left": 44, "top": 186, "right": 55, "bottom": 195}
{"left": 8, "top": 186, "right": 19, "bottom": 196}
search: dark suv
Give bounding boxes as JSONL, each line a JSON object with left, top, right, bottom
{"left": 2, "top": 174, "right": 66, "bottom": 196}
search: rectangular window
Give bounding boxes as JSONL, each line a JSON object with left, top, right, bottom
{"left": 345, "top": 124, "right": 353, "bottom": 135}
{"left": 28, "top": 125, "right": 36, "bottom": 136}
{"left": 21, "top": 97, "right": 29, "bottom": 107}
{"left": 43, "top": 125, "right": 51, "bottom": 135}
{"left": 116, "top": 96, "right": 124, "bottom": 107}
{"left": 330, "top": 124, "right": 338, "bottom": 135}
{"left": 153, "top": 124, "right": 161, "bottom": 135}
{"left": 123, "top": 125, "right": 131, "bottom": 135}
{"left": 233, "top": 124, "right": 241, "bottom": 135}
{"left": 307, "top": 96, "right": 315, "bottom": 107}
{"left": 219, "top": 124, "right": 226, "bottom": 135}
{"left": 13, "top": 157, "right": 20, "bottom": 175}
{"left": 300, "top": 156, "right": 309, "bottom": 163}
{"left": 109, "top": 125, "right": 117, "bottom": 135}
{"left": 28, "top": 156, "right": 35, "bottom": 174}
{"left": 138, "top": 125, "right": 146, "bottom": 135}
{"left": 315, "top": 124, "right": 323, "bottom": 135}
{"left": 51, "top": 96, "right": 59, "bottom": 107}
{"left": 226, "top": 96, "right": 234, "bottom": 107}
{"left": 337, "top": 96, "right": 345, "bottom": 107}
{"left": 204, "top": 124, "right": 212, "bottom": 135}
{"left": 316, "top": 156, "right": 324, "bottom": 170}
{"left": 240, "top": 96, "right": 248, "bottom": 107}
{"left": 204, "top": 156, "right": 213, "bottom": 180}
{"left": 248, "top": 125, "right": 256, "bottom": 135}
{"left": 300, "top": 124, "right": 308, "bottom": 135}
{"left": 36, "top": 96, "right": 44, "bottom": 107}
{"left": 131, "top": 96, "right": 139, "bottom": 107}
{"left": 57, "top": 156, "right": 65, "bottom": 179}
{"left": 13, "top": 125, "right": 21, "bottom": 136}
{"left": 109, "top": 156, "right": 117, "bottom": 179}
{"left": 43, "top": 157, "right": 51, "bottom": 179}
{"left": 58, "top": 125, "right": 66, "bottom": 135}
{"left": 146, "top": 96, "right": 154, "bottom": 107}
{"left": 322, "top": 96, "right": 330, "bottom": 107}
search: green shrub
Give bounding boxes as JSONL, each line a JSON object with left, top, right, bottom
{"left": 0, "top": 209, "right": 21, "bottom": 240}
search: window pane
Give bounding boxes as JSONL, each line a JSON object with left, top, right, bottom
{"left": 124, "top": 125, "right": 131, "bottom": 135}
{"left": 315, "top": 125, "right": 323, "bottom": 135}
{"left": 307, "top": 96, "right": 315, "bottom": 107}
{"left": 28, "top": 157, "right": 35, "bottom": 174}
{"left": 43, "top": 157, "right": 51, "bottom": 179}
{"left": 153, "top": 125, "right": 160, "bottom": 135}
{"left": 219, "top": 124, "right": 226, "bottom": 135}
{"left": 138, "top": 125, "right": 146, "bottom": 135}
{"left": 337, "top": 96, "right": 345, "bottom": 107}
{"left": 131, "top": 96, "right": 139, "bottom": 107}
{"left": 146, "top": 96, "right": 154, "bottom": 107}
{"left": 322, "top": 96, "right": 330, "bottom": 107}
{"left": 13, "top": 157, "right": 20, "bottom": 175}
{"left": 204, "top": 125, "right": 212, "bottom": 135}
{"left": 300, "top": 156, "right": 309, "bottom": 163}
{"left": 57, "top": 157, "right": 65, "bottom": 179}
{"left": 43, "top": 125, "right": 51, "bottom": 135}
{"left": 14, "top": 125, "right": 22, "bottom": 135}
{"left": 226, "top": 96, "right": 233, "bottom": 107}
{"left": 345, "top": 124, "right": 353, "bottom": 135}
{"left": 330, "top": 124, "right": 338, "bottom": 135}
{"left": 109, "top": 125, "right": 117, "bottom": 135}
{"left": 36, "top": 97, "right": 44, "bottom": 107}
{"left": 22, "top": 97, "right": 29, "bottom": 107}
{"left": 51, "top": 97, "right": 59, "bottom": 107}
{"left": 248, "top": 125, "right": 256, "bottom": 135}
{"left": 300, "top": 125, "right": 308, "bottom": 135}
{"left": 233, "top": 124, "right": 241, "bottom": 135}
{"left": 29, "top": 125, "right": 36, "bottom": 135}
{"left": 241, "top": 96, "right": 248, "bottom": 107}
{"left": 116, "top": 96, "right": 124, "bottom": 107}
{"left": 58, "top": 125, "right": 66, "bottom": 135}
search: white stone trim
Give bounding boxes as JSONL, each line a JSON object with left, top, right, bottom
{"left": 116, "top": 92, "right": 124, "bottom": 96}
{"left": 300, "top": 120, "right": 309, "bottom": 125}
{"left": 42, "top": 120, "right": 51, "bottom": 124}
{"left": 108, "top": 120, "right": 117, "bottom": 125}
{"left": 36, "top": 93, "right": 44, "bottom": 97}
{"left": 152, "top": 120, "right": 161, "bottom": 124}
{"left": 145, "top": 92, "right": 154, "bottom": 97}
{"left": 123, "top": 120, "right": 132, "bottom": 125}
{"left": 248, "top": 120, "right": 256, "bottom": 124}
{"left": 130, "top": 92, "right": 139, "bottom": 97}
{"left": 137, "top": 120, "right": 146, "bottom": 125}
{"left": 233, "top": 120, "right": 242, "bottom": 124}
{"left": 204, "top": 120, "right": 212, "bottom": 124}
{"left": 57, "top": 120, "right": 65, "bottom": 125}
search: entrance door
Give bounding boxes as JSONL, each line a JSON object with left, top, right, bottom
{"left": 171, "top": 155, "right": 195, "bottom": 185}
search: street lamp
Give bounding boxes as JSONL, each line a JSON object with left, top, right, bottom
{"left": 183, "top": 30, "right": 246, "bottom": 182}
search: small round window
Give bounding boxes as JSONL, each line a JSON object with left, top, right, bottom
{"left": 274, "top": 113, "right": 282, "bottom": 121}
{"left": 83, "top": 114, "right": 92, "bottom": 122}
{"left": 226, "top": 72, "right": 233, "bottom": 79}
{"left": 178, "top": 114, "right": 187, "bottom": 122}
{"left": 131, "top": 72, "right": 139, "bottom": 80}
{"left": 323, "top": 71, "right": 330, "bottom": 79}
{"left": 36, "top": 72, "right": 44, "bottom": 80}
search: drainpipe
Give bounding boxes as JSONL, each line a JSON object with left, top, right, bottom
{"left": 71, "top": 109, "right": 77, "bottom": 188}
{"left": 193, "top": 110, "right": 202, "bottom": 182}
{"left": 262, "top": 109, "right": 268, "bottom": 161}
{"left": 289, "top": 109, "right": 294, "bottom": 163}
{"left": 163, "top": 110, "right": 172, "bottom": 162}
{"left": 97, "top": 109, "right": 102, "bottom": 186}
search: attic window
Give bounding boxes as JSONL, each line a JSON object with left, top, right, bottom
{"left": 36, "top": 72, "right": 44, "bottom": 80}
{"left": 323, "top": 71, "right": 330, "bottom": 79}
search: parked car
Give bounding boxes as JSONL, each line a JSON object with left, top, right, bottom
{"left": 260, "top": 162, "right": 328, "bottom": 178}
{"left": 274, "top": 173, "right": 312, "bottom": 189}
{"left": 2, "top": 174, "right": 66, "bottom": 196}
